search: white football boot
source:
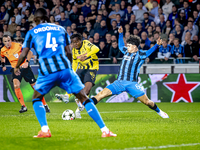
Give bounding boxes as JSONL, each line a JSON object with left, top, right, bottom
{"left": 158, "top": 110, "right": 169, "bottom": 118}
{"left": 55, "top": 94, "right": 69, "bottom": 104}
{"left": 75, "top": 99, "right": 85, "bottom": 119}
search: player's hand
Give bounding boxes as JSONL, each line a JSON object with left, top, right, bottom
{"left": 21, "top": 62, "right": 29, "bottom": 68}
{"left": 14, "top": 67, "right": 21, "bottom": 76}
{"left": 118, "top": 26, "right": 123, "bottom": 33}
{"left": 157, "top": 37, "right": 162, "bottom": 45}
{"left": 2, "top": 67, "right": 7, "bottom": 72}
{"left": 80, "top": 55, "right": 87, "bottom": 61}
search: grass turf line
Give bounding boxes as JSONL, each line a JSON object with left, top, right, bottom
{"left": 0, "top": 102, "right": 200, "bottom": 150}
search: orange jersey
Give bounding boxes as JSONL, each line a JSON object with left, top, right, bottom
{"left": 1, "top": 42, "right": 25, "bottom": 68}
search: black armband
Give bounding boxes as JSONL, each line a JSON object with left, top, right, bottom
{"left": 1, "top": 62, "right": 5, "bottom": 67}
{"left": 26, "top": 60, "right": 29, "bottom": 63}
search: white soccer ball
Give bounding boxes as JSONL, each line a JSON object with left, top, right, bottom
{"left": 62, "top": 109, "right": 75, "bottom": 120}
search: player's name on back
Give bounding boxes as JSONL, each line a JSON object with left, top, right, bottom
{"left": 34, "top": 26, "right": 60, "bottom": 34}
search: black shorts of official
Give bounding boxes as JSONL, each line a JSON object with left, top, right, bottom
{"left": 11, "top": 66, "right": 36, "bottom": 84}
{"left": 76, "top": 69, "right": 97, "bottom": 85}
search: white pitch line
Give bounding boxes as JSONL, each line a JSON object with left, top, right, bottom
{"left": 103, "top": 143, "right": 200, "bottom": 150}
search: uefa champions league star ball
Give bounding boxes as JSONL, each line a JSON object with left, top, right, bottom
{"left": 62, "top": 109, "right": 75, "bottom": 120}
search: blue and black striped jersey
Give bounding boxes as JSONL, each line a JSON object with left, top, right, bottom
{"left": 118, "top": 33, "right": 159, "bottom": 82}
{"left": 22, "top": 23, "right": 71, "bottom": 76}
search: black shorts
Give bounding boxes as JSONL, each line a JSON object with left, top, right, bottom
{"left": 76, "top": 69, "right": 97, "bottom": 85}
{"left": 11, "top": 66, "right": 36, "bottom": 84}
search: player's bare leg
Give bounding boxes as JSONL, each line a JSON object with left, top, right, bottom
{"left": 32, "top": 90, "right": 51, "bottom": 138}
{"left": 94, "top": 88, "right": 113, "bottom": 102}
{"left": 13, "top": 79, "right": 27, "bottom": 113}
{"left": 30, "top": 82, "right": 50, "bottom": 113}
{"left": 74, "top": 89, "right": 116, "bottom": 137}
{"left": 137, "top": 94, "right": 169, "bottom": 118}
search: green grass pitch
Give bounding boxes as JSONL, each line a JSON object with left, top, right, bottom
{"left": 0, "top": 102, "right": 200, "bottom": 150}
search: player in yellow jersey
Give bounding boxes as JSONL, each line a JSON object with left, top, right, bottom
{"left": 55, "top": 33, "right": 99, "bottom": 118}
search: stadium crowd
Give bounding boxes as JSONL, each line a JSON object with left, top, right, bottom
{"left": 0, "top": 0, "right": 200, "bottom": 64}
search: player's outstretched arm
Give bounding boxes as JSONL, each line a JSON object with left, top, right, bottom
{"left": 85, "top": 42, "right": 99, "bottom": 58}
{"left": 118, "top": 26, "right": 127, "bottom": 54}
{"left": 146, "top": 37, "right": 162, "bottom": 57}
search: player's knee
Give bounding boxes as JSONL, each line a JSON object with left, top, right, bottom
{"left": 141, "top": 98, "right": 150, "bottom": 105}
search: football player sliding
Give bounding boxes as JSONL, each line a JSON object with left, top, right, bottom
{"left": 90, "top": 26, "right": 169, "bottom": 118}
{"left": 14, "top": 8, "right": 116, "bottom": 138}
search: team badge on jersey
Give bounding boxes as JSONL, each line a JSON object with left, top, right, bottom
{"left": 13, "top": 53, "right": 19, "bottom": 58}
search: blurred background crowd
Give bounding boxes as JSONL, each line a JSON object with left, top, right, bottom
{"left": 0, "top": 0, "right": 200, "bottom": 64}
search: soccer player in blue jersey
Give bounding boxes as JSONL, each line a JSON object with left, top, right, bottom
{"left": 91, "top": 26, "right": 169, "bottom": 118}
{"left": 14, "top": 8, "right": 116, "bottom": 138}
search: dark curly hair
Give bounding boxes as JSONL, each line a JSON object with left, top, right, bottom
{"left": 126, "top": 35, "right": 140, "bottom": 47}
{"left": 70, "top": 33, "right": 82, "bottom": 41}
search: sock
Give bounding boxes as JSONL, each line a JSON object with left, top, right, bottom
{"left": 33, "top": 99, "right": 48, "bottom": 127}
{"left": 149, "top": 104, "right": 160, "bottom": 113}
{"left": 41, "top": 125, "right": 49, "bottom": 132}
{"left": 90, "top": 97, "right": 98, "bottom": 105}
{"left": 15, "top": 88, "right": 25, "bottom": 106}
{"left": 83, "top": 99, "right": 105, "bottom": 129}
{"left": 101, "top": 126, "right": 109, "bottom": 134}
{"left": 41, "top": 97, "right": 47, "bottom": 105}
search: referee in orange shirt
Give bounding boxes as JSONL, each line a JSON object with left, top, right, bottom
{"left": 1, "top": 35, "right": 50, "bottom": 113}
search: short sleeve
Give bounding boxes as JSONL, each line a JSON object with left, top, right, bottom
{"left": 22, "top": 31, "right": 33, "bottom": 49}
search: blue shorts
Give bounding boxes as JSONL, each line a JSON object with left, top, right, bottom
{"left": 34, "top": 69, "right": 84, "bottom": 95}
{"left": 106, "top": 80, "right": 145, "bottom": 98}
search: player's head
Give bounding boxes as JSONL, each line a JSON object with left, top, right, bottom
{"left": 34, "top": 8, "right": 49, "bottom": 25}
{"left": 70, "top": 33, "right": 82, "bottom": 49}
{"left": 2, "top": 35, "right": 12, "bottom": 49}
{"left": 126, "top": 35, "right": 140, "bottom": 53}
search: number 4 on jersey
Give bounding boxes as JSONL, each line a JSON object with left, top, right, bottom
{"left": 45, "top": 32, "right": 58, "bottom": 51}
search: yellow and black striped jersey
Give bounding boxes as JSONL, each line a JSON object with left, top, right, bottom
{"left": 72, "top": 40, "right": 99, "bottom": 71}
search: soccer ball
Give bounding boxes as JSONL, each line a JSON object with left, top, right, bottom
{"left": 62, "top": 109, "right": 75, "bottom": 120}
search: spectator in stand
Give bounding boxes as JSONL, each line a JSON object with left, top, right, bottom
{"left": 71, "top": 23, "right": 77, "bottom": 33}
{"left": 93, "top": 14, "right": 102, "bottom": 30}
{"left": 111, "top": 35, "right": 117, "bottom": 42}
{"left": 31, "top": 1, "right": 39, "bottom": 15}
{"left": 2, "top": 24, "right": 12, "bottom": 36}
{"left": 132, "top": 0, "right": 147, "bottom": 13}
{"left": 116, "top": 14, "right": 124, "bottom": 28}
{"left": 124, "top": 32, "right": 130, "bottom": 40}
{"left": 170, "top": 38, "right": 184, "bottom": 63}
{"left": 108, "top": 3, "right": 125, "bottom": 24}
{"left": 66, "top": 26, "right": 73, "bottom": 37}
{"left": 108, "top": 20, "right": 118, "bottom": 37}
{"left": 171, "top": 18, "right": 184, "bottom": 33}
{"left": 134, "top": 2, "right": 146, "bottom": 23}
{"left": 84, "top": 22, "right": 95, "bottom": 37}
{"left": 8, "top": 16, "right": 17, "bottom": 36}
{"left": 120, "top": 0, "right": 126, "bottom": 12}
{"left": 46, "top": 8, "right": 50, "bottom": 18}
{"left": 69, "top": 5, "right": 79, "bottom": 24}
{"left": 147, "top": 25, "right": 153, "bottom": 36}
{"left": 162, "top": 0, "right": 174, "bottom": 18}
{"left": 83, "top": 30, "right": 89, "bottom": 40}
{"left": 184, "top": 34, "right": 199, "bottom": 61}
{"left": 193, "top": 35, "right": 199, "bottom": 44}
{"left": 181, "top": 21, "right": 198, "bottom": 42}
{"left": 100, "top": 4, "right": 106, "bottom": 11}
{"left": 153, "top": 31, "right": 159, "bottom": 41}
{"left": 141, "top": 31, "right": 151, "bottom": 47}
{"left": 9, "top": 8, "right": 21, "bottom": 25}
{"left": 14, "top": 30, "right": 23, "bottom": 41}
{"left": 142, "top": 12, "right": 153, "bottom": 30}
{"left": 181, "top": 31, "right": 191, "bottom": 46}
{"left": 81, "top": 0, "right": 91, "bottom": 18}
{"left": 13, "top": 25, "right": 25, "bottom": 38}
{"left": 39, "top": 0, "right": 47, "bottom": 9}
{"left": 94, "top": 20, "right": 107, "bottom": 39}
{"left": 158, "top": 15, "right": 166, "bottom": 32}
{"left": 138, "top": 40, "right": 150, "bottom": 50}
{"left": 124, "top": 24, "right": 130, "bottom": 34}
{"left": 124, "top": 5, "right": 133, "bottom": 23}
{"left": 150, "top": 21, "right": 156, "bottom": 32}
{"left": 93, "top": 32, "right": 100, "bottom": 46}
{"left": 58, "top": 12, "right": 72, "bottom": 28}
{"left": 18, "top": 0, "right": 30, "bottom": 18}
{"left": 136, "top": 23, "right": 143, "bottom": 38}
{"left": 162, "top": 20, "right": 172, "bottom": 36}
{"left": 129, "top": 14, "right": 137, "bottom": 34}
{"left": 147, "top": 41, "right": 158, "bottom": 63}
{"left": 193, "top": 10, "right": 200, "bottom": 26}
{"left": 85, "top": 4, "right": 97, "bottom": 27}
{"left": 177, "top": 1, "right": 192, "bottom": 20}
{"left": 50, "top": 0, "right": 64, "bottom": 15}
{"left": 24, "top": 9, "right": 33, "bottom": 23}
{"left": 174, "top": 24, "right": 182, "bottom": 42}
{"left": 148, "top": 35, "right": 154, "bottom": 42}
{"left": 145, "top": 0, "right": 154, "bottom": 11}
{"left": 109, "top": 40, "right": 121, "bottom": 64}
{"left": 109, "top": 0, "right": 121, "bottom": 9}
{"left": 105, "top": 33, "right": 112, "bottom": 51}
{"left": 89, "top": 36, "right": 94, "bottom": 43}
{"left": 4, "top": 0, "right": 14, "bottom": 17}
{"left": 168, "top": 33, "right": 175, "bottom": 46}
{"left": 90, "top": 0, "right": 98, "bottom": 7}
{"left": 158, "top": 38, "right": 171, "bottom": 62}
{"left": 102, "top": 10, "right": 110, "bottom": 29}
{"left": 154, "top": 8, "right": 167, "bottom": 25}
{"left": 168, "top": 5, "right": 177, "bottom": 27}
{"left": 0, "top": 5, "right": 9, "bottom": 30}
{"left": 65, "top": 3, "right": 73, "bottom": 19}
{"left": 50, "top": 15, "right": 55, "bottom": 23}
{"left": 20, "top": 18, "right": 29, "bottom": 34}
{"left": 177, "top": 10, "right": 187, "bottom": 26}
{"left": 54, "top": 8, "right": 61, "bottom": 22}
{"left": 133, "top": 28, "right": 139, "bottom": 36}
{"left": 76, "top": 15, "right": 86, "bottom": 34}
{"left": 97, "top": 40, "right": 109, "bottom": 58}
{"left": 97, "top": 0, "right": 106, "bottom": 10}
{"left": 149, "top": 1, "right": 159, "bottom": 21}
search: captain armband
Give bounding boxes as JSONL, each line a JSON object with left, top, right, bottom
{"left": 1, "top": 62, "right": 5, "bottom": 67}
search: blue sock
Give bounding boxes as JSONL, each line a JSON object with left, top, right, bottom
{"left": 83, "top": 99, "right": 105, "bottom": 129}
{"left": 33, "top": 99, "right": 47, "bottom": 127}
{"left": 149, "top": 104, "right": 160, "bottom": 113}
